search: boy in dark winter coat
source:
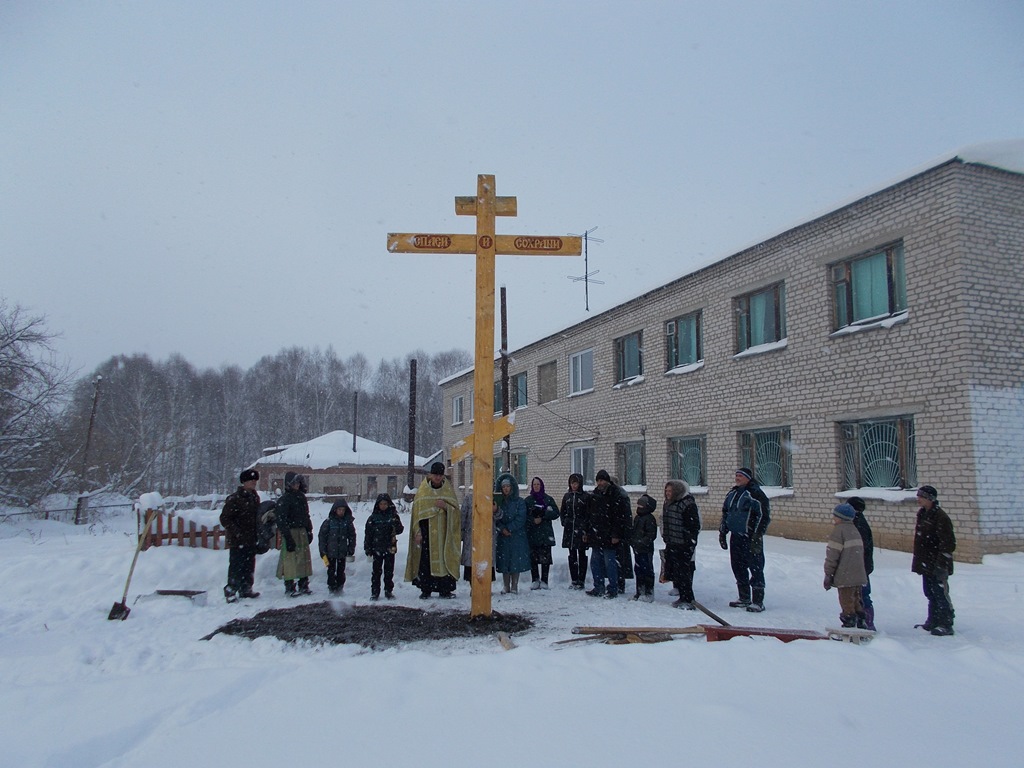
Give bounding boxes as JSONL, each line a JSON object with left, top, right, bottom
{"left": 912, "top": 485, "right": 956, "bottom": 636}
{"left": 630, "top": 494, "right": 658, "bottom": 602}
{"left": 823, "top": 503, "right": 869, "bottom": 628}
{"left": 848, "top": 496, "right": 876, "bottom": 630}
{"left": 319, "top": 499, "right": 357, "bottom": 594}
{"left": 662, "top": 479, "right": 701, "bottom": 609}
{"left": 364, "top": 493, "right": 405, "bottom": 599}
{"left": 560, "top": 474, "right": 590, "bottom": 589}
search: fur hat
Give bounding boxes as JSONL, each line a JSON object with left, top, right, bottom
{"left": 239, "top": 468, "right": 259, "bottom": 484}
{"left": 917, "top": 485, "right": 938, "bottom": 501}
{"left": 595, "top": 469, "right": 611, "bottom": 483}
{"left": 833, "top": 503, "right": 856, "bottom": 521}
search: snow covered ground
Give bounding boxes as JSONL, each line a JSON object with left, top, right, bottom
{"left": 2, "top": 499, "right": 1022, "bottom": 767}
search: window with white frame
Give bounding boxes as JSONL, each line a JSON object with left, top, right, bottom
{"left": 537, "top": 361, "right": 557, "bottom": 404}
{"left": 666, "top": 311, "right": 703, "bottom": 370}
{"left": 614, "top": 330, "right": 643, "bottom": 383}
{"left": 839, "top": 416, "right": 917, "bottom": 490}
{"left": 669, "top": 435, "right": 706, "bottom": 487}
{"left": 451, "top": 395, "right": 464, "bottom": 425}
{"left": 739, "top": 426, "right": 792, "bottom": 487}
{"left": 511, "top": 452, "right": 528, "bottom": 485}
{"left": 571, "top": 446, "right": 595, "bottom": 484}
{"left": 511, "top": 372, "right": 528, "bottom": 409}
{"left": 735, "top": 282, "right": 786, "bottom": 353}
{"left": 615, "top": 441, "right": 645, "bottom": 486}
{"left": 569, "top": 349, "right": 594, "bottom": 395}
{"left": 832, "top": 241, "right": 907, "bottom": 330}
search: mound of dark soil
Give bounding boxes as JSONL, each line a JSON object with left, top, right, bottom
{"left": 203, "top": 602, "right": 533, "bottom": 649}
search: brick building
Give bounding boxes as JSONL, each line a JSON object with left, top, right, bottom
{"left": 439, "top": 150, "right": 1024, "bottom": 562}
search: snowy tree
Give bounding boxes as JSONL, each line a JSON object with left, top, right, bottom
{"left": 0, "top": 301, "right": 73, "bottom": 505}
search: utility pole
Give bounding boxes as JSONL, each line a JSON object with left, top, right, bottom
{"left": 500, "top": 286, "right": 511, "bottom": 473}
{"left": 74, "top": 375, "right": 102, "bottom": 525}
{"left": 407, "top": 358, "right": 417, "bottom": 492}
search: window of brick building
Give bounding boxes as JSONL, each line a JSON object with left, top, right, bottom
{"left": 537, "top": 361, "right": 557, "bottom": 404}
{"left": 669, "top": 435, "right": 706, "bottom": 487}
{"left": 832, "top": 241, "right": 907, "bottom": 330}
{"left": 511, "top": 372, "right": 528, "bottom": 409}
{"left": 614, "top": 331, "right": 643, "bottom": 383}
{"left": 615, "top": 441, "right": 646, "bottom": 486}
{"left": 571, "top": 446, "right": 595, "bottom": 484}
{"left": 570, "top": 349, "right": 594, "bottom": 395}
{"left": 739, "top": 426, "right": 792, "bottom": 487}
{"left": 839, "top": 416, "right": 917, "bottom": 489}
{"left": 735, "top": 282, "right": 786, "bottom": 353}
{"left": 666, "top": 311, "right": 703, "bottom": 370}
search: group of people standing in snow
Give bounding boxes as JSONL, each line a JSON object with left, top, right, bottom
{"left": 218, "top": 462, "right": 957, "bottom": 636}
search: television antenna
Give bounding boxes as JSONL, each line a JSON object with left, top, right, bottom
{"left": 567, "top": 226, "right": 604, "bottom": 311}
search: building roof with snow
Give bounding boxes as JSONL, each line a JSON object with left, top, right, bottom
{"left": 254, "top": 430, "right": 427, "bottom": 471}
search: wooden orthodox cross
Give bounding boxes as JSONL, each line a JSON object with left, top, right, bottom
{"left": 388, "top": 174, "right": 581, "bottom": 617}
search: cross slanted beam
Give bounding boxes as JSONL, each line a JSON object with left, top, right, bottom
{"left": 388, "top": 174, "right": 580, "bottom": 618}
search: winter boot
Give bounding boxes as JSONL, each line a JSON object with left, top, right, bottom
{"left": 729, "top": 586, "right": 752, "bottom": 608}
{"left": 385, "top": 590, "right": 395, "bottom": 599}
{"left": 747, "top": 588, "right": 765, "bottom": 612}
{"left": 510, "top": 573, "right": 520, "bottom": 594}
{"left": 863, "top": 604, "right": 876, "bottom": 631}
{"left": 224, "top": 586, "right": 238, "bottom": 603}
{"left": 856, "top": 612, "right": 870, "bottom": 630}
{"left": 930, "top": 625, "right": 955, "bottom": 636}
{"left": 531, "top": 580, "right": 542, "bottom": 590}
{"left": 840, "top": 613, "right": 857, "bottom": 628}
{"left": 501, "top": 574, "right": 512, "bottom": 595}
{"left": 297, "top": 578, "right": 312, "bottom": 595}
{"left": 285, "top": 580, "right": 298, "bottom": 597}
{"left": 240, "top": 588, "right": 260, "bottom": 599}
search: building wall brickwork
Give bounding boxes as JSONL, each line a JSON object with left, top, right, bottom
{"left": 441, "top": 160, "right": 1024, "bottom": 563}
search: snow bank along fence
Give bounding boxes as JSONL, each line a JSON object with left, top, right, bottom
{"left": 140, "top": 508, "right": 227, "bottom": 551}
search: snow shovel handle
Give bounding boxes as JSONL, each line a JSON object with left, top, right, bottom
{"left": 119, "top": 511, "right": 158, "bottom": 604}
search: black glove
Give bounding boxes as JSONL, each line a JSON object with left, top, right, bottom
{"left": 285, "top": 538, "right": 296, "bottom": 553}
{"left": 719, "top": 532, "right": 728, "bottom": 550}
{"left": 823, "top": 574, "right": 833, "bottom": 591}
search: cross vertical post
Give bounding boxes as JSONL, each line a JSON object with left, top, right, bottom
{"left": 388, "top": 175, "right": 580, "bottom": 618}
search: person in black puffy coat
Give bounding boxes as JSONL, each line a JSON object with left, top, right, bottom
{"left": 630, "top": 494, "right": 658, "bottom": 602}
{"left": 364, "top": 493, "right": 404, "bottom": 599}
{"left": 560, "top": 474, "right": 591, "bottom": 589}
{"left": 662, "top": 479, "right": 701, "bottom": 609}
{"left": 318, "top": 499, "right": 356, "bottom": 594}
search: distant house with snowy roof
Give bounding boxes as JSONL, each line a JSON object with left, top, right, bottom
{"left": 253, "top": 430, "right": 429, "bottom": 501}
{"left": 440, "top": 143, "right": 1024, "bottom": 562}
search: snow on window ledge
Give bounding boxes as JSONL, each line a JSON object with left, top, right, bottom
{"left": 836, "top": 488, "right": 919, "bottom": 503}
{"left": 830, "top": 310, "right": 909, "bottom": 338}
{"left": 568, "top": 387, "right": 594, "bottom": 398}
{"left": 666, "top": 361, "right": 705, "bottom": 376}
{"left": 761, "top": 486, "right": 794, "bottom": 499}
{"left": 733, "top": 338, "right": 788, "bottom": 359}
{"left": 612, "top": 374, "right": 646, "bottom": 390}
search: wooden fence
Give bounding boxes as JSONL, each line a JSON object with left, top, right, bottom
{"left": 140, "top": 509, "right": 226, "bottom": 551}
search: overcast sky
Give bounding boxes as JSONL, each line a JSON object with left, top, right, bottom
{"left": 3, "top": 1, "right": 1023, "bottom": 375}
